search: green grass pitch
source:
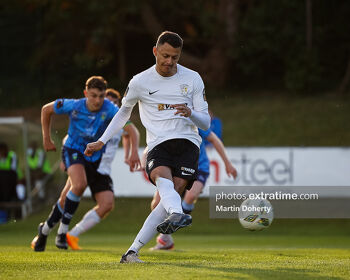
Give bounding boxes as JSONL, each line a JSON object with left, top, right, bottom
{"left": 1, "top": 198, "right": 350, "bottom": 279}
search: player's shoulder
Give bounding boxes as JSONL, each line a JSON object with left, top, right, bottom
{"left": 130, "top": 65, "right": 156, "bottom": 85}
{"left": 54, "top": 98, "right": 80, "bottom": 110}
{"left": 177, "top": 64, "right": 202, "bottom": 79}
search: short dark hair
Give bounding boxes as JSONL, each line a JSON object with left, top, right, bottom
{"left": 85, "top": 76, "right": 107, "bottom": 91}
{"left": 156, "top": 31, "right": 183, "bottom": 49}
{"left": 106, "top": 88, "right": 122, "bottom": 106}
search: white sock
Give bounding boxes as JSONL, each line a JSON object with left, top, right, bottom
{"left": 128, "top": 203, "right": 168, "bottom": 253}
{"left": 41, "top": 222, "right": 51, "bottom": 236}
{"left": 69, "top": 209, "right": 101, "bottom": 237}
{"left": 57, "top": 223, "right": 69, "bottom": 234}
{"left": 156, "top": 177, "right": 183, "bottom": 214}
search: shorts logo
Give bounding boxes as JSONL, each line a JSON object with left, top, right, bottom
{"left": 180, "top": 84, "right": 189, "bottom": 96}
{"left": 72, "top": 153, "right": 78, "bottom": 160}
{"left": 181, "top": 166, "right": 195, "bottom": 175}
{"left": 148, "top": 159, "right": 154, "bottom": 170}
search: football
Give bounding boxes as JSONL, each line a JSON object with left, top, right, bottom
{"left": 238, "top": 198, "right": 274, "bottom": 231}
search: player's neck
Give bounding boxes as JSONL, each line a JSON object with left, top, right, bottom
{"left": 155, "top": 65, "right": 178, "bottom": 77}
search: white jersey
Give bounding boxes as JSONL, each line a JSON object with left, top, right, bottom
{"left": 122, "top": 64, "right": 208, "bottom": 151}
{"left": 97, "top": 129, "right": 123, "bottom": 175}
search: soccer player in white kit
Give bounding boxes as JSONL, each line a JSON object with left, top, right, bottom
{"left": 85, "top": 31, "right": 210, "bottom": 263}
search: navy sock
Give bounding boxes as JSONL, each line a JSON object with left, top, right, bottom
{"left": 46, "top": 200, "right": 64, "bottom": 228}
{"left": 61, "top": 191, "right": 81, "bottom": 225}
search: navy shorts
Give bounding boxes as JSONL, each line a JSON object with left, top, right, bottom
{"left": 196, "top": 170, "right": 209, "bottom": 185}
{"left": 61, "top": 146, "right": 113, "bottom": 196}
{"left": 145, "top": 139, "right": 199, "bottom": 190}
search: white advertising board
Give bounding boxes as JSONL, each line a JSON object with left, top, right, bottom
{"left": 83, "top": 147, "right": 350, "bottom": 197}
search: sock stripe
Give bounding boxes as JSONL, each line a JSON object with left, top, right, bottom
{"left": 67, "top": 190, "right": 81, "bottom": 202}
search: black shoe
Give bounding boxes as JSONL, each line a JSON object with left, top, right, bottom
{"left": 31, "top": 222, "right": 47, "bottom": 252}
{"left": 156, "top": 212, "right": 192, "bottom": 234}
{"left": 55, "top": 233, "right": 68, "bottom": 250}
{"left": 120, "top": 250, "right": 144, "bottom": 263}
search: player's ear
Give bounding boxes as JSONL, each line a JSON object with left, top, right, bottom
{"left": 83, "top": 90, "right": 88, "bottom": 97}
{"left": 153, "top": 46, "right": 157, "bottom": 57}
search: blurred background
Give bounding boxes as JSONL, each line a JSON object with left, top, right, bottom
{"left": 0, "top": 0, "right": 349, "bottom": 220}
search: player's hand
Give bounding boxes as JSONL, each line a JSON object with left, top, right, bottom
{"left": 172, "top": 104, "right": 192, "bottom": 117}
{"left": 43, "top": 138, "right": 56, "bottom": 152}
{"left": 226, "top": 163, "right": 238, "bottom": 179}
{"left": 84, "top": 141, "right": 104, "bottom": 156}
{"left": 127, "top": 152, "right": 141, "bottom": 172}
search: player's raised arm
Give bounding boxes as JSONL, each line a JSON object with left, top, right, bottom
{"left": 41, "top": 102, "right": 56, "bottom": 152}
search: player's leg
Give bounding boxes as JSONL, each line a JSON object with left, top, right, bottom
{"left": 150, "top": 166, "right": 184, "bottom": 214}
{"left": 67, "top": 190, "right": 114, "bottom": 250}
{"left": 56, "top": 163, "right": 87, "bottom": 249}
{"left": 154, "top": 139, "right": 199, "bottom": 235}
{"left": 31, "top": 178, "right": 70, "bottom": 251}
{"left": 182, "top": 171, "right": 208, "bottom": 214}
{"left": 120, "top": 201, "right": 168, "bottom": 263}
{"left": 156, "top": 176, "right": 192, "bottom": 234}
{"left": 150, "top": 191, "right": 174, "bottom": 250}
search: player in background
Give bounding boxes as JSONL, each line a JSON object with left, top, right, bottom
{"left": 31, "top": 78, "right": 141, "bottom": 251}
{"left": 84, "top": 31, "right": 210, "bottom": 263}
{"left": 150, "top": 128, "right": 237, "bottom": 250}
{"left": 32, "top": 88, "right": 140, "bottom": 251}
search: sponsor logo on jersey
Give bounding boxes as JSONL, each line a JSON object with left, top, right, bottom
{"left": 158, "top": 104, "right": 176, "bottom": 111}
{"left": 158, "top": 103, "right": 188, "bottom": 111}
{"left": 180, "top": 84, "right": 189, "bottom": 96}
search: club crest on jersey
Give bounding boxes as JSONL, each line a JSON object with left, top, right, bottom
{"left": 101, "top": 112, "right": 106, "bottom": 121}
{"left": 180, "top": 84, "right": 189, "bottom": 96}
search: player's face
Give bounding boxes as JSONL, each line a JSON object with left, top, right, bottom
{"left": 84, "top": 88, "right": 106, "bottom": 112}
{"left": 153, "top": 43, "right": 181, "bottom": 77}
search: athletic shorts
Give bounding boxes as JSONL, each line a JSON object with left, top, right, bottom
{"left": 61, "top": 146, "right": 113, "bottom": 196}
{"left": 196, "top": 170, "right": 210, "bottom": 185}
{"left": 145, "top": 139, "right": 199, "bottom": 190}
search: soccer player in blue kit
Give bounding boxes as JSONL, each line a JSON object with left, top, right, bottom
{"left": 31, "top": 76, "right": 141, "bottom": 251}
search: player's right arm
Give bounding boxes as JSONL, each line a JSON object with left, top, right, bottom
{"left": 41, "top": 102, "right": 56, "bottom": 152}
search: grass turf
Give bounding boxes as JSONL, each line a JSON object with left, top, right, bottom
{"left": 0, "top": 198, "right": 350, "bottom": 279}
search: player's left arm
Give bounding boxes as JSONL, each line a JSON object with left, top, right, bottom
{"left": 123, "top": 122, "right": 141, "bottom": 172}
{"left": 207, "top": 131, "right": 237, "bottom": 179}
{"left": 190, "top": 74, "right": 210, "bottom": 130}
